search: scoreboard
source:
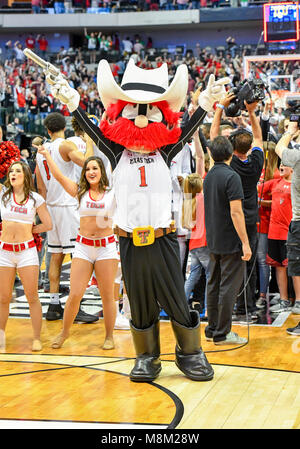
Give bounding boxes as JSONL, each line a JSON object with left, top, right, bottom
{"left": 263, "top": 2, "right": 299, "bottom": 42}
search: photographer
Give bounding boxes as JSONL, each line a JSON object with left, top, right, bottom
{"left": 210, "top": 92, "right": 264, "bottom": 323}
{"left": 276, "top": 120, "right": 300, "bottom": 336}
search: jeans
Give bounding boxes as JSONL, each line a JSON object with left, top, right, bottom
{"left": 38, "top": 233, "right": 51, "bottom": 289}
{"left": 257, "top": 232, "right": 270, "bottom": 295}
{"left": 39, "top": 112, "right": 48, "bottom": 121}
{"left": 184, "top": 246, "right": 210, "bottom": 311}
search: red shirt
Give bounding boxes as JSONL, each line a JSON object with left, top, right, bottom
{"left": 263, "top": 177, "right": 292, "bottom": 240}
{"left": 17, "top": 91, "right": 26, "bottom": 108}
{"left": 25, "top": 37, "right": 35, "bottom": 49}
{"left": 257, "top": 168, "right": 280, "bottom": 234}
{"left": 189, "top": 193, "right": 207, "bottom": 251}
{"left": 38, "top": 38, "right": 48, "bottom": 51}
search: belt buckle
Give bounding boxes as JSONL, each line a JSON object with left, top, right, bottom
{"left": 13, "top": 243, "right": 20, "bottom": 252}
{"left": 132, "top": 226, "right": 155, "bottom": 247}
{"left": 95, "top": 240, "right": 101, "bottom": 247}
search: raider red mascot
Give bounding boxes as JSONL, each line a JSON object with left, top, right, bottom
{"left": 44, "top": 58, "right": 229, "bottom": 383}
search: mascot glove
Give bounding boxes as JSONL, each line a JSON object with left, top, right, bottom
{"left": 48, "top": 76, "right": 80, "bottom": 113}
{"left": 198, "top": 74, "right": 230, "bottom": 112}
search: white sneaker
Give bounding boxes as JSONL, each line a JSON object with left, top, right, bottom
{"left": 114, "top": 313, "right": 130, "bottom": 330}
{"left": 85, "top": 285, "right": 100, "bottom": 296}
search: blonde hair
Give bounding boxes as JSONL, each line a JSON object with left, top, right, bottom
{"left": 181, "top": 173, "right": 203, "bottom": 230}
{"left": 263, "top": 141, "right": 278, "bottom": 181}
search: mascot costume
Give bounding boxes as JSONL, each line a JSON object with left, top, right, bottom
{"left": 38, "top": 56, "right": 229, "bottom": 383}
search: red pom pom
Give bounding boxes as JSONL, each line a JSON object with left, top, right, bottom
{"left": 0, "top": 141, "right": 21, "bottom": 178}
{"left": 33, "top": 233, "right": 43, "bottom": 252}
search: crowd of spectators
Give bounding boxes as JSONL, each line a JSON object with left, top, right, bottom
{"left": 1, "top": 32, "right": 300, "bottom": 142}
{"left": 22, "top": 0, "right": 259, "bottom": 14}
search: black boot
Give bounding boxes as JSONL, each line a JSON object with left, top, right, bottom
{"left": 171, "top": 311, "right": 214, "bottom": 381}
{"left": 130, "top": 320, "right": 162, "bottom": 383}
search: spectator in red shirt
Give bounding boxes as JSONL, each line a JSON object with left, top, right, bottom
{"left": 263, "top": 164, "right": 295, "bottom": 313}
{"left": 16, "top": 87, "right": 26, "bottom": 114}
{"left": 37, "top": 34, "right": 48, "bottom": 59}
{"left": 25, "top": 34, "right": 36, "bottom": 50}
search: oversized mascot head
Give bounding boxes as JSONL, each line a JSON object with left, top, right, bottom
{"left": 97, "top": 59, "right": 188, "bottom": 153}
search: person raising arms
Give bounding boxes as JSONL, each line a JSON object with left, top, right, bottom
{"left": 37, "top": 147, "right": 119, "bottom": 350}
{"left": 0, "top": 161, "right": 52, "bottom": 352}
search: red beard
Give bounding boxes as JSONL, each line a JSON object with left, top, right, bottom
{"left": 100, "top": 100, "right": 182, "bottom": 152}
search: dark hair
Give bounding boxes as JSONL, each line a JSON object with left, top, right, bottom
{"left": 210, "top": 136, "right": 233, "bottom": 162}
{"left": 3, "top": 161, "right": 36, "bottom": 207}
{"left": 71, "top": 116, "right": 84, "bottom": 135}
{"left": 77, "top": 157, "right": 109, "bottom": 205}
{"left": 43, "top": 112, "right": 66, "bottom": 133}
{"left": 229, "top": 129, "right": 253, "bottom": 154}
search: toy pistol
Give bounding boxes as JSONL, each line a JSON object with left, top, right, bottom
{"left": 23, "top": 48, "right": 69, "bottom": 102}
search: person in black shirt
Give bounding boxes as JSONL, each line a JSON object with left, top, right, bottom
{"left": 203, "top": 136, "right": 251, "bottom": 345}
{"left": 210, "top": 95, "right": 264, "bottom": 322}
{"left": 38, "top": 90, "right": 51, "bottom": 121}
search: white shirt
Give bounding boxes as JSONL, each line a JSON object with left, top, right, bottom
{"left": 0, "top": 187, "right": 44, "bottom": 224}
{"left": 113, "top": 149, "right": 172, "bottom": 232}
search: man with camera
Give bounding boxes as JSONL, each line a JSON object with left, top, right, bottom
{"left": 210, "top": 92, "right": 264, "bottom": 323}
{"left": 275, "top": 118, "right": 300, "bottom": 336}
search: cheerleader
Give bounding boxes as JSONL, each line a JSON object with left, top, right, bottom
{"left": 37, "top": 148, "right": 119, "bottom": 350}
{"left": 0, "top": 161, "right": 52, "bottom": 351}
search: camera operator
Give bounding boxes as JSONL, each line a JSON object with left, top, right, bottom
{"left": 276, "top": 120, "right": 300, "bottom": 336}
{"left": 210, "top": 92, "right": 264, "bottom": 323}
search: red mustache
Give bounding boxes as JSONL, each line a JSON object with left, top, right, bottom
{"left": 100, "top": 117, "right": 182, "bottom": 151}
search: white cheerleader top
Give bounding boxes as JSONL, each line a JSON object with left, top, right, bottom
{"left": 78, "top": 188, "right": 116, "bottom": 228}
{"left": 0, "top": 187, "right": 45, "bottom": 224}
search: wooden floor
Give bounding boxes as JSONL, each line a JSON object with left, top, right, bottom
{"left": 0, "top": 311, "right": 299, "bottom": 430}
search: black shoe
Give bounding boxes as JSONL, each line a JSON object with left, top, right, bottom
{"left": 130, "top": 320, "right": 162, "bottom": 383}
{"left": 256, "top": 297, "right": 267, "bottom": 309}
{"left": 74, "top": 308, "right": 99, "bottom": 323}
{"left": 286, "top": 322, "right": 300, "bottom": 336}
{"left": 45, "top": 303, "right": 64, "bottom": 321}
{"left": 171, "top": 311, "right": 214, "bottom": 382}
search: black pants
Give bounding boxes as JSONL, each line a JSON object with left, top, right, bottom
{"left": 119, "top": 233, "right": 193, "bottom": 330}
{"left": 236, "top": 223, "right": 257, "bottom": 314}
{"left": 287, "top": 220, "right": 300, "bottom": 277}
{"left": 205, "top": 251, "right": 245, "bottom": 342}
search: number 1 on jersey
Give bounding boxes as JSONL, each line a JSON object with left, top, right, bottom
{"left": 138, "top": 165, "right": 148, "bottom": 187}
{"left": 43, "top": 160, "right": 51, "bottom": 180}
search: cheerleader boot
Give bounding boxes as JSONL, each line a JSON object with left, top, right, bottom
{"left": 171, "top": 310, "right": 214, "bottom": 381}
{"left": 130, "top": 320, "right": 162, "bottom": 382}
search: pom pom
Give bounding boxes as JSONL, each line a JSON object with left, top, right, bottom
{"left": 33, "top": 233, "right": 43, "bottom": 252}
{"left": 0, "top": 141, "right": 21, "bottom": 178}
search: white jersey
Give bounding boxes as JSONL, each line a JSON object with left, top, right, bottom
{"left": 113, "top": 149, "right": 172, "bottom": 232}
{"left": 36, "top": 137, "right": 77, "bottom": 207}
{"left": 67, "top": 135, "right": 86, "bottom": 183}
